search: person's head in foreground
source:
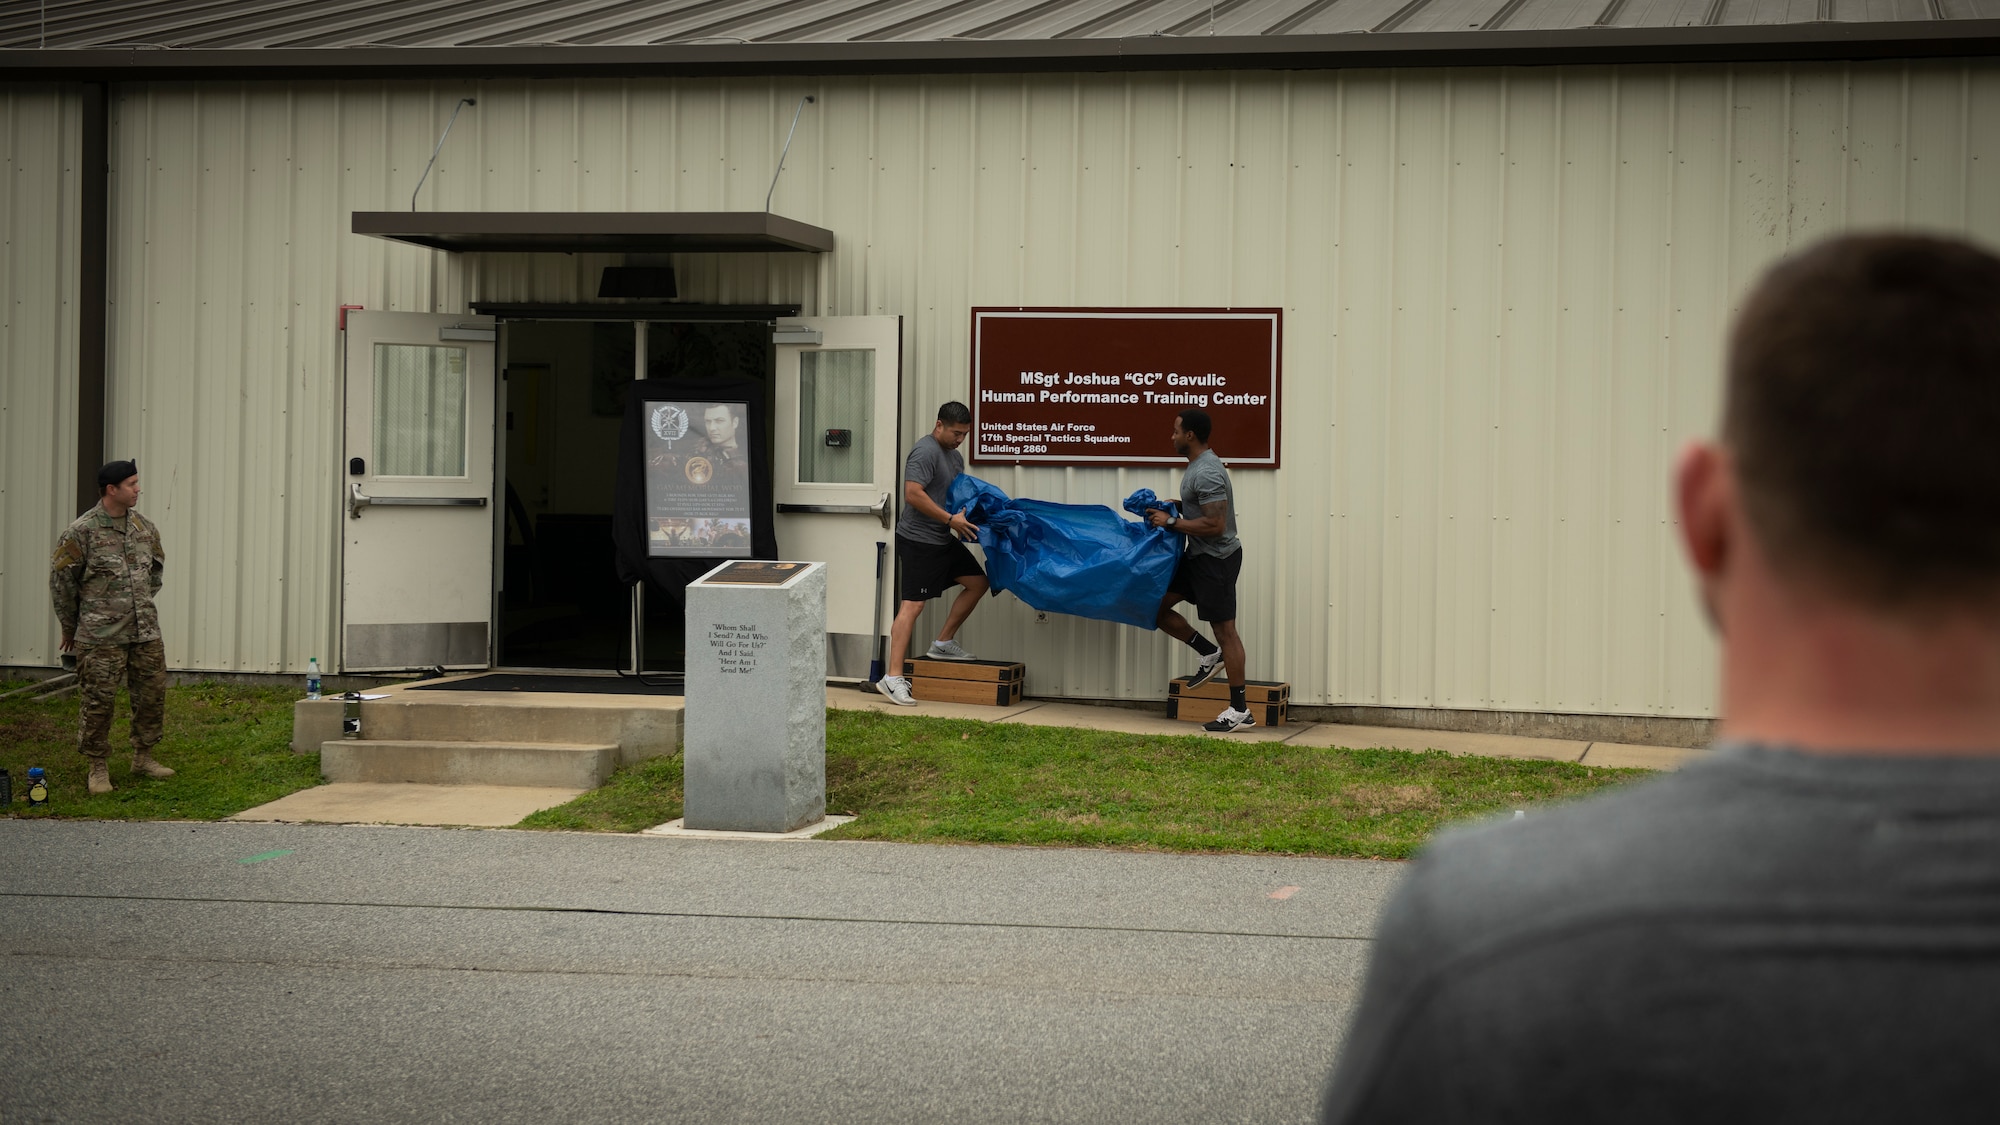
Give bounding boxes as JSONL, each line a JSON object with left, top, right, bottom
{"left": 1320, "top": 233, "right": 2000, "bottom": 1125}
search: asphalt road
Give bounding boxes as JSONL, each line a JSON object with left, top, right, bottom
{"left": 0, "top": 820, "right": 1404, "bottom": 1124}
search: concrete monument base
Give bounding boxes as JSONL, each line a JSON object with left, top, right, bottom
{"left": 683, "top": 561, "right": 828, "bottom": 833}
{"left": 642, "top": 814, "right": 855, "bottom": 840}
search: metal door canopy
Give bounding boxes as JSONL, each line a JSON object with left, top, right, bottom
{"left": 350, "top": 211, "right": 835, "bottom": 255}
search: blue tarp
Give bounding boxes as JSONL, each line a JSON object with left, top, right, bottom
{"left": 944, "top": 475, "right": 1182, "bottom": 630}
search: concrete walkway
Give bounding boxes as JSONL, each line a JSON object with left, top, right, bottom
{"left": 232, "top": 782, "right": 587, "bottom": 827}
{"left": 827, "top": 685, "right": 1706, "bottom": 771}
{"left": 238, "top": 684, "right": 1701, "bottom": 828}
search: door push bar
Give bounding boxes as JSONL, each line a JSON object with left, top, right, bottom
{"left": 349, "top": 482, "right": 489, "bottom": 519}
{"left": 776, "top": 492, "right": 891, "bottom": 530}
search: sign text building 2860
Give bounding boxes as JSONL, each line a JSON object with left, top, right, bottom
{"left": 969, "top": 308, "right": 1282, "bottom": 468}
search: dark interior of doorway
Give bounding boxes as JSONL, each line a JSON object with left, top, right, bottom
{"left": 410, "top": 672, "right": 684, "bottom": 696}
{"left": 498, "top": 319, "right": 773, "bottom": 672}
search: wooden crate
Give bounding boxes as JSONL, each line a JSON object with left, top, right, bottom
{"left": 910, "top": 676, "right": 1024, "bottom": 707}
{"left": 1168, "top": 696, "right": 1287, "bottom": 727}
{"left": 903, "top": 657, "right": 1024, "bottom": 684}
{"left": 1167, "top": 677, "right": 1290, "bottom": 705}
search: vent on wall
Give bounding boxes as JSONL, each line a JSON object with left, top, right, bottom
{"left": 598, "top": 267, "right": 678, "bottom": 299}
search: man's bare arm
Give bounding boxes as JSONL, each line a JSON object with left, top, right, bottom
{"left": 1148, "top": 499, "right": 1229, "bottom": 538}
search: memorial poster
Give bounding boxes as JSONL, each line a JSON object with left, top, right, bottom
{"left": 970, "top": 308, "right": 1282, "bottom": 468}
{"left": 642, "top": 398, "right": 754, "bottom": 557}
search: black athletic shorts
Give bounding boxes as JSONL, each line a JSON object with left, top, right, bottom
{"left": 897, "top": 534, "right": 985, "bottom": 603}
{"left": 1165, "top": 548, "right": 1243, "bottom": 623}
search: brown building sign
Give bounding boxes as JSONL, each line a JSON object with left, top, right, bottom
{"left": 970, "top": 308, "right": 1282, "bottom": 468}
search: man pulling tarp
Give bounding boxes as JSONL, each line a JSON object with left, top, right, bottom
{"left": 944, "top": 408, "right": 1256, "bottom": 732}
{"left": 876, "top": 402, "right": 990, "bottom": 707}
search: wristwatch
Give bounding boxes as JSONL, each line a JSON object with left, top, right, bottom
{"left": 1168, "top": 514, "right": 1179, "bottom": 528}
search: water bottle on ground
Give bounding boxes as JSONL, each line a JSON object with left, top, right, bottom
{"left": 307, "top": 657, "right": 321, "bottom": 700}
{"left": 26, "top": 767, "right": 49, "bottom": 807}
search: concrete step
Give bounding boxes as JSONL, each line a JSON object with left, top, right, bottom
{"left": 294, "top": 687, "right": 681, "bottom": 765}
{"left": 319, "top": 739, "right": 620, "bottom": 788}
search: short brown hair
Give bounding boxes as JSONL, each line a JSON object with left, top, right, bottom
{"left": 1726, "top": 233, "right": 2000, "bottom": 606}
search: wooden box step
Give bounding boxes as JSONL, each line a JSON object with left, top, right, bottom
{"left": 1167, "top": 697, "right": 1288, "bottom": 727}
{"left": 1168, "top": 677, "right": 1290, "bottom": 705}
{"left": 903, "top": 657, "right": 1024, "bottom": 684}
{"left": 909, "top": 677, "right": 1025, "bottom": 707}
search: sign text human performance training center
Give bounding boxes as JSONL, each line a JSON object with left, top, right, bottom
{"left": 968, "top": 309, "right": 1282, "bottom": 468}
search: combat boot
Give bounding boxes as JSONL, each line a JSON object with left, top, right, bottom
{"left": 132, "top": 751, "right": 175, "bottom": 779}
{"left": 86, "top": 758, "right": 114, "bottom": 795}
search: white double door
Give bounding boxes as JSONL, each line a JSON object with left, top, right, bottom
{"left": 340, "top": 311, "right": 901, "bottom": 677}
{"left": 772, "top": 316, "right": 902, "bottom": 680}
{"left": 339, "top": 311, "right": 498, "bottom": 672}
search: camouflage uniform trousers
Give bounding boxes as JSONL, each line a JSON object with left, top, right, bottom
{"left": 76, "top": 638, "right": 167, "bottom": 760}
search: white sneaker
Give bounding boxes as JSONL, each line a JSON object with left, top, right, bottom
{"left": 926, "top": 639, "right": 976, "bottom": 661}
{"left": 1203, "top": 706, "right": 1257, "bottom": 733}
{"left": 875, "top": 676, "right": 916, "bottom": 706}
{"left": 1184, "top": 651, "right": 1223, "bottom": 688}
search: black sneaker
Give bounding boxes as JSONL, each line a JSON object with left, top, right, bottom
{"left": 1184, "top": 652, "right": 1223, "bottom": 689}
{"left": 1203, "top": 706, "right": 1257, "bottom": 733}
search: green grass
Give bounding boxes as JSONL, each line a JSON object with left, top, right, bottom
{"left": 4, "top": 682, "right": 1649, "bottom": 857}
{"left": 515, "top": 753, "right": 685, "bottom": 833}
{"left": 519, "top": 708, "right": 1649, "bottom": 859}
{"left": 1, "top": 680, "right": 321, "bottom": 820}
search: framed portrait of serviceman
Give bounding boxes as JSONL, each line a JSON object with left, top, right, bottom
{"left": 641, "top": 399, "right": 752, "bottom": 557}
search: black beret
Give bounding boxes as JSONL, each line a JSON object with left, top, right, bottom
{"left": 96, "top": 460, "right": 138, "bottom": 488}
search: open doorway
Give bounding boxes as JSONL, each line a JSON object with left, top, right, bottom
{"left": 498, "top": 318, "right": 773, "bottom": 672}
{"left": 499, "top": 321, "right": 626, "bottom": 669}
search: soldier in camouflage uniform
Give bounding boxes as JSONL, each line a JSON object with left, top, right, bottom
{"left": 50, "top": 459, "right": 172, "bottom": 795}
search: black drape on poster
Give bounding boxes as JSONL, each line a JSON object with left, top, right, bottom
{"left": 613, "top": 377, "right": 780, "bottom": 608}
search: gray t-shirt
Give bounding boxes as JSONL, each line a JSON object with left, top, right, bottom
{"left": 894, "top": 433, "right": 962, "bottom": 544}
{"left": 1321, "top": 742, "right": 2000, "bottom": 1124}
{"left": 1178, "top": 449, "right": 1239, "bottom": 558}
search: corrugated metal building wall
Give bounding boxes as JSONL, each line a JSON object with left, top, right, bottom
{"left": 6, "top": 62, "right": 1998, "bottom": 718}
{"left": 0, "top": 84, "right": 80, "bottom": 668}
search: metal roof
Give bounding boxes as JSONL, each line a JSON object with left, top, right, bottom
{"left": 3, "top": 0, "right": 1998, "bottom": 76}
{"left": 9, "top": 0, "right": 2000, "bottom": 47}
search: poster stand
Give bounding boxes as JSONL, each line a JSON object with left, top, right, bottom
{"left": 611, "top": 377, "right": 781, "bottom": 680}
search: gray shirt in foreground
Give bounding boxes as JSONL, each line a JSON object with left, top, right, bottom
{"left": 894, "top": 433, "right": 962, "bottom": 545}
{"left": 1321, "top": 741, "right": 2000, "bottom": 1124}
{"left": 1178, "top": 449, "right": 1239, "bottom": 558}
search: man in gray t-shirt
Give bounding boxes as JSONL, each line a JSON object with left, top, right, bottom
{"left": 1320, "top": 233, "right": 2000, "bottom": 1123}
{"left": 876, "top": 401, "right": 989, "bottom": 706}
{"left": 1143, "top": 408, "right": 1251, "bottom": 732}
{"left": 893, "top": 431, "right": 962, "bottom": 546}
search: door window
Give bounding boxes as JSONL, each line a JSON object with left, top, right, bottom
{"left": 373, "top": 343, "right": 468, "bottom": 477}
{"left": 797, "top": 349, "right": 873, "bottom": 484}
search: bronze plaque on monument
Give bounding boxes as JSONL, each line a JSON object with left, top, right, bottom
{"left": 703, "top": 561, "right": 808, "bottom": 586}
